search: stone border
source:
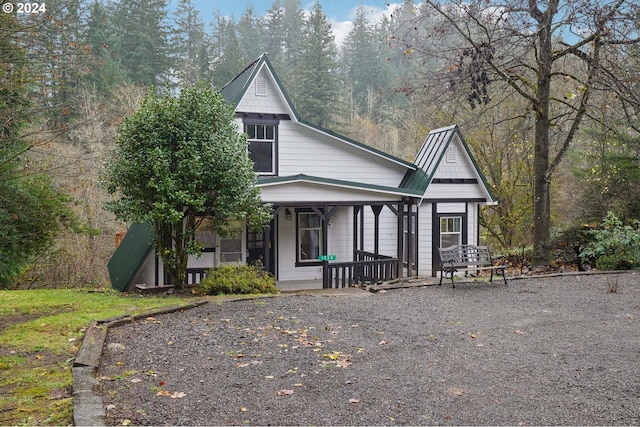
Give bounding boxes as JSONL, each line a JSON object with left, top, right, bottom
{"left": 72, "top": 300, "right": 209, "bottom": 426}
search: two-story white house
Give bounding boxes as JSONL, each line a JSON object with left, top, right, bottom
{"left": 108, "top": 54, "right": 497, "bottom": 291}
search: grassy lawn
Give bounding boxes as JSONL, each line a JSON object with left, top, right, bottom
{"left": 0, "top": 288, "right": 204, "bottom": 426}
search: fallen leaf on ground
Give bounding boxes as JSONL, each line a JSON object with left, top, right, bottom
{"left": 322, "top": 352, "right": 340, "bottom": 360}
{"left": 170, "top": 391, "right": 187, "bottom": 399}
{"left": 447, "top": 387, "right": 464, "bottom": 396}
{"left": 276, "top": 389, "right": 294, "bottom": 395}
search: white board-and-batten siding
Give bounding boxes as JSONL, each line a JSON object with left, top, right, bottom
{"left": 277, "top": 122, "right": 408, "bottom": 186}
{"left": 276, "top": 206, "right": 354, "bottom": 281}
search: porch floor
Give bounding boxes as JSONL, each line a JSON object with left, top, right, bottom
{"left": 276, "top": 279, "right": 323, "bottom": 292}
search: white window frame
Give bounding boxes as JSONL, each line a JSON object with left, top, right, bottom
{"left": 297, "top": 211, "right": 323, "bottom": 264}
{"left": 440, "top": 216, "right": 462, "bottom": 248}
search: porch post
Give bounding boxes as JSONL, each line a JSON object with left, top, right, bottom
{"left": 359, "top": 205, "right": 365, "bottom": 251}
{"left": 353, "top": 206, "right": 362, "bottom": 260}
{"left": 397, "top": 198, "right": 405, "bottom": 278}
{"left": 264, "top": 224, "right": 271, "bottom": 274}
{"left": 407, "top": 199, "right": 414, "bottom": 277}
{"left": 371, "top": 205, "right": 383, "bottom": 255}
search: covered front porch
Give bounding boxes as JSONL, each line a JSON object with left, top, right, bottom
{"left": 255, "top": 175, "right": 422, "bottom": 289}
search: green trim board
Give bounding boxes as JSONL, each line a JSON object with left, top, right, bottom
{"left": 107, "top": 222, "right": 154, "bottom": 292}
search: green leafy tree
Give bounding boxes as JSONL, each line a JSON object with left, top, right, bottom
{"left": 105, "top": 83, "right": 272, "bottom": 290}
{"left": 572, "top": 128, "right": 640, "bottom": 223}
{"left": 0, "top": 15, "right": 75, "bottom": 287}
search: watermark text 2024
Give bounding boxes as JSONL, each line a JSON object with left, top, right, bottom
{"left": 2, "top": 2, "right": 47, "bottom": 14}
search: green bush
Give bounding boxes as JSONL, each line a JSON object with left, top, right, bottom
{"left": 579, "top": 211, "right": 640, "bottom": 271}
{"left": 550, "top": 224, "right": 597, "bottom": 270}
{"left": 197, "top": 263, "right": 278, "bottom": 295}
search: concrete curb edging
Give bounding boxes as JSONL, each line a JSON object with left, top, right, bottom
{"left": 72, "top": 300, "right": 209, "bottom": 426}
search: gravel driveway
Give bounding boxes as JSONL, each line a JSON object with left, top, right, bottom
{"left": 98, "top": 273, "right": 640, "bottom": 425}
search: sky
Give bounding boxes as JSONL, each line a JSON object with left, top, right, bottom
{"left": 171, "top": 0, "right": 401, "bottom": 47}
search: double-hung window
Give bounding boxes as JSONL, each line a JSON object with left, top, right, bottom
{"left": 298, "top": 211, "right": 323, "bottom": 263}
{"left": 440, "top": 216, "right": 462, "bottom": 247}
{"left": 246, "top": 123, "right": 276, "bottom": 175}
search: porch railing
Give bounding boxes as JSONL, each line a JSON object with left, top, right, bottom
{"left": 186, "top": 268, "right": 208, "bottom": 285}
{"left": 355, "top": 250, "right": 394, "bottom": 261}
{"left": 323, "top": 251, "right": 399, "bottom": 289}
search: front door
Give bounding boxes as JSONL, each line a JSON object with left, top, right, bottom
{"left": 246, "top": 226, "right": 276, "bottom": 275}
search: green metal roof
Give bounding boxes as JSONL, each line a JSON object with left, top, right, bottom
{"left": 220, "top": 55, "right": 264, "bottom": 108}
{"left": 107, "top": 222, "right": 154, "bottom": 292}
{"left": 400, "top": 125, "right": 497, "bottom": 202}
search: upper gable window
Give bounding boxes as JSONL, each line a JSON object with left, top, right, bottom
{"left": 255, "top": 75, "right": 267, "bottom": 96}
{"left": 246, "top": 123, "right": 276, "bottom": 175}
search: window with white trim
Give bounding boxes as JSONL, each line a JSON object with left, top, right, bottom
{"left": 440, "top": 216, "right": 462, "bottom": 247}
{"left": 298, "top": 212, "right": 323, "bottom": 263}
{"left": 246, "top": 123, "right": 276, "bottom": 175}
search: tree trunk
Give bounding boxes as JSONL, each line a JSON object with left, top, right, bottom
{"left": 531, "top": 1, "right": 555, "bottom": 268}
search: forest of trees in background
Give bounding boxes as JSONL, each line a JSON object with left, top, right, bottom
{"left": 2, "top": 0, "right": 639, "bottom": 287}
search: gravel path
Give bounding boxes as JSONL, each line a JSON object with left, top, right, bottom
{"left": 98, "top": 273, "right": 640, "bottom": 425}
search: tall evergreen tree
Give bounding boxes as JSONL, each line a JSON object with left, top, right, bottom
{"left": 209, "top": 12, "right": 247, "bottom": 88}
{"left": 83, "top": 0, "right": 126, "bottom": 93}
{"left": 237, "top": 5, "right": 266, "bottom": 62}
{"left": 281, "top": 0, "right": 305, "bottom": 67}
{"left": 264, "top": 0, "right": 286, "bottom": 62}
{"left": 340, "top": 5, "right": 391, "bottom": 121}
{"left": 0, "top": 15, "right": 75, "bottom": 287}
{"left": 172, "top": 0, "right": 206, "bottom": 85}
{"left": 19, "top": 0, "right": 90, "bottom": 126}
{"left": 292, "top": 2, "right": 340, "bottom": 128}
{"left": 112, "top": 0, "right": 173, "bottom": 87}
